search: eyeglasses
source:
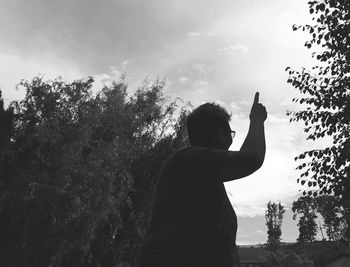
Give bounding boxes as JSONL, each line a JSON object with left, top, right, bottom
{"left": 230, "top": 130, "right": 236, "bottom": 139}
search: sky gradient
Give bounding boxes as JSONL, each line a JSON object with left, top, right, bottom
{"left": 0, "top": 0, "right": 329, "bottom": 244}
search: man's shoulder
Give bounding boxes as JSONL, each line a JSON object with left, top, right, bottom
{"left": 163, "top": 147, "right": 205, "bottom": 167}
{"left": 174, "top": 146, "right": 225, "bottom": 155}
{"left": 166, "top": 146, "right": 227, "bottom": 167}
{"left": 159, "top": 147, "right": 228, "bottom": 187}
{"left": 168, "top": 146, "right": 200, "bottom": 159}
{"left": 179, "top": 146, "right": 228, "bottom": 158}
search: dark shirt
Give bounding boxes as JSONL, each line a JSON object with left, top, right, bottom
{"left": 136, "top": 147, "right": 240, "bottom": 267}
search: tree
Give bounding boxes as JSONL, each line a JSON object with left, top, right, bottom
{"left": 292, "top": 196, "right": 318, "bottom": 243}
{"left": 292, "top": 194, "right": 349, "bottom": 243}
{"left": 0, "top": 91, "right": 14, "bottom": 181}
{"left": 315, "top": 194, "right": 350, "bottom": 241}
{"left": 0, "top": 76, "right": 189, "bottom": 266}
{"left": 265, "top": 201, "right": 285, "bottom": 251}
{"left": 286, "top": 0, "right": 350, "bottom": 202}
{"left": 315, "top": 195, "right": 341, "bottom": 241}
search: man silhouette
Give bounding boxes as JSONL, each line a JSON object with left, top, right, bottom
{"left": 136, "top": 92, "right": 267, "bottom": 267}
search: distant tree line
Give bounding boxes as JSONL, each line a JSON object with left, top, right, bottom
{"left": 292, "top": 195, "right": 349, "bottom": 243}
{"left": 265, "top": 196, "right": 349, "bottom": 246}
{"left": 0, "top": 76, "right": 189, "bottom": 266}
{"left": 264, "top": 198, "right": 349, "bottom": 267}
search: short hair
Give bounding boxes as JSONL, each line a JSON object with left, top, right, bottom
{"left": 186, "top": 102, "right": 231, "bottom": 146}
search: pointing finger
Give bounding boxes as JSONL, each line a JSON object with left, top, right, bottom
{"left": 254, "top": 92, "right": 259, "bottom": 105}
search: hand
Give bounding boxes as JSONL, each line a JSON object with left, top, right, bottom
{"left": 249, "top": 92, "right": 267, "bottom": 122}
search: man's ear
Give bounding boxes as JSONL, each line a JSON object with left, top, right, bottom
{"left": 215, "top": 127, "right": 224, "bottom": 137}
{"left": 210, "top": 128, "right": 222, "bottom": 144}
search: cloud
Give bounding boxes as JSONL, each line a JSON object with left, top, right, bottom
{"left": 0, "top": 0, "right": 314, "bottom": 112}
{"left": 0, "top": 0, "right": 236, "bottom": 74}
{"left": 0, "top": 51, "right": 82, "bottom": 106}
{"left": 179, "top": 76, "right": 190, "bottom": 84}
{"left": 218, "top": 44, "right": 248, "bottom": 54}
{"left": 198, "top": 80, "right": 209, "bottom": 86}
{"left": 187, "top": 31, "right": 215, "bottom": 38}
{"left": 121, "top": 60, "right": 130, "bottom": 69}
{"left": 93, "top": 66, "right": 123, "bottom": 90}
{"left": 187, "top": 32, "right": 201, "bottom": 37}
{"left": 191, "top": 63, "right": 210, "bottom": 77}
{"left": 238, "top": 100, "right": 250, "bottom": 106}
{"left": 230, "top": 102, "right": 241, "bottom": 112}
{"left": 233, "top": 203, "right": 267, "bottom": 218}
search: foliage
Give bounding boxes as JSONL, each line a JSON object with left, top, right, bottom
{"left": 273, "top": 241, "right": 349, "bottom": 267}
{"left": 292, "top": 194, "right": 350, "bottom": 243}
{"left": 292, "top": 196, "right": 318, "bottom": 243}
{"left": 286, "top": 0, "right": 350, "bottom": 201}
{"left": 314, "top": 194, "right": 350, "bottom": 241}
{"left": 265, "top": 202, "right": 285, "bottom": 251}
{"left": 0, "top": 91, "right": 14, "bottom": 180}
{"left": 0, "top": 76, "right": 188, "bottom": 266}
{"left": 304, "top": 240, "right": 348, "bottom": 267}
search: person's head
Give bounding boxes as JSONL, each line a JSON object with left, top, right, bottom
{"left": 186, "top": 103, "right": 233, "bottom": 150}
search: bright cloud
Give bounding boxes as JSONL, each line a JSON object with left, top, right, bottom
{"left": 218, "top": 44, "right": 248, "bottom": 54}
{"left": 187, "top": 32, "right": 201, "bottom": 37}
{"left": 179, "top": 76, "right": 190, "bottom": 84}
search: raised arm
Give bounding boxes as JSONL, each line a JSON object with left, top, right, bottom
{"left": 220, "top": 92, "right": 267, "bottom": 182}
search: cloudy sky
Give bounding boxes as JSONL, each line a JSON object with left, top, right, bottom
{"left": 0, "top": 0, "right": 330, "bottom": 245}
